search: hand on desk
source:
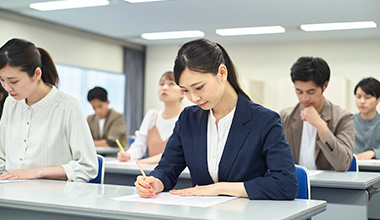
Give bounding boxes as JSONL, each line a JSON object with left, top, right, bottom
{"left": 135, "top": 175, "right": 164, "bottom": 198}
{"left": 117, "top": 151, "right": 131, "bottom": 162}
{"left": 170, "top": 184, "right": 219, "bottom": 196}
{"left": 357, "top": 150, "right": 376, "bottom": 160}
{"left": 0, "top": 169, "right": 39, "bottom": 180}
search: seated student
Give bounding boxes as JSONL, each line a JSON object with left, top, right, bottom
{"left": 117, "top": 71, "right": 184, "bottom": 164}
{"left": 353, "top": 77, "right": 380, "bottom": 159}
{"left": 280, "top": 57, "right": 355, "bottom": 171}
{"left": 87, "top": 87, "right": 128, "bottom": 148}
{"left": 0, "top": 38, "right": 97, "bottom": 182}
{"left": 135, "top": 38, "right": 297, "bottom": 200}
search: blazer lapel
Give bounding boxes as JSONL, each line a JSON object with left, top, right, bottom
{"left": 193, "top": 110, "right": 213, "bottom": 184}
{"left": 314, "top": 98, "right": 332, "bottom": 160}
{"left": 290, "top": 106, "right": 303, "bottom": 163}
{"left": 218, "top": 94, "right": 250, "bottom": 182}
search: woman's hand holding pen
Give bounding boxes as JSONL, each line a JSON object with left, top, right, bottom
{"left": 117, "top": 151, "right": 130, "bottom": 162}
{"left": 134, "top": 175, "right": 164, "bottom": 198}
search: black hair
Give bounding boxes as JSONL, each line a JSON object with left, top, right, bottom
{"left": 0, "top": 38, "right": 59, "bottom": 87}
{"left": 290, "top": 57, "right": 330, "bottom": 89}
{"left": 87, "top": 86, "right": 108, "bottom": 102}
{"left": 354, "top": 77, "right": 380, "bottom": 99}
{"left": 0, "top": 83, "right": 7, "bottom": 119}
{"left": 173, "top": 38, "right": 250, "bottom": 100}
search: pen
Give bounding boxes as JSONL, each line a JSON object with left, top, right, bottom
{"left": 136, "top": 160, "right": 155, "bottom": 196}
{"left": 115, "top": 137, "right": 127, "bottom": 154}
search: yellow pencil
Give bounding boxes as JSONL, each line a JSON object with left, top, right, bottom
{"left": 136, "top": 160, "right": 155, "bottom": 196}
{"left": 115, "top": 138, "right": 127, "bottom": 154}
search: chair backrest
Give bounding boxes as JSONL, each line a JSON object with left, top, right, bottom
{"left": 347, "top": 154, "right": 358, "bottom": 172}
{"left": 89, "top": 154, "right": 105, "bottom": 184}
{"left": 295, "top": 165, "right": 311, "bottom": 199}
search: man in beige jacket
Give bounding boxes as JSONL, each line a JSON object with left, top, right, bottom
{"left": 280, "top": 57, "right": 354, "bottom": 171}
{"left": 87, "top": 87, "right": 128, "bottom": 148}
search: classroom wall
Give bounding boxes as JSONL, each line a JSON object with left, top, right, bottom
{"left": 0, "top": 10, "right": 143, "bottom": 74}
{"left": 144, "top": 38, "right": 380, "bottom": 115}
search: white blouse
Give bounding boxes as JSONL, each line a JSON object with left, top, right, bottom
{"left": 127, "top": 109, "right": 178, "bottom": 161}
{"left": 207, "top": 107, "right": 236, "bottom": 183}
{"left": 0, "top": 87, "right": 98, "bottom": 182}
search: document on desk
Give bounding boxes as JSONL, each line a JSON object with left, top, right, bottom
{"left": 110, "top": 192, "right": 237, "bottom": 207}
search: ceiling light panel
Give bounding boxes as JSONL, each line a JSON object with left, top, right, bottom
{"left": 216, "top": 26, "right": 286, "bottom": 36}
{"left": 30, "top": 0, "right": 109, "bottom": 11}
{"left": 141, "top": 30, "right": 205, "bottom": 40}
{"left": 300, "top": 21, "right": 377, "bottom": 32}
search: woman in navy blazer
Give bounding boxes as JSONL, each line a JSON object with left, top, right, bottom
{"left": 135, "top": 39, "right": 298, "bottom": 200}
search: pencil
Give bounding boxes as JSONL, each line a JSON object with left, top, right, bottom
{"left": 136, "top": 160, "right": 155, "bottom": 196}
{"left": 115, "top": 137, "right": 127, "bottom": 154}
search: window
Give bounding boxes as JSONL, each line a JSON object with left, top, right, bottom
{"left": 56, "top": 64, "right": 125, "bottom": 117}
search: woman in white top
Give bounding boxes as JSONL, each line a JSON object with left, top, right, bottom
{"left": 117, "top": 71, "right": 184, "bottom": 164}
{"left": 0, "top": 38, "right": 98, "bottom": 182}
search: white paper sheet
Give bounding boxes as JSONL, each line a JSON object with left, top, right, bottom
{"left": 110, "top": 192, "right": 237, "bottom": 207}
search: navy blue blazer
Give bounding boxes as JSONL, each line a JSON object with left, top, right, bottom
{"left": 150, "top": 93, "right": 298, "bottom": 200}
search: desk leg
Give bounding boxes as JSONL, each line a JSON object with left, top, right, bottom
{"left": 369, "top": 182, "right": 380, "bottom": 219}
{"left": 311, "top": 187, "right": 368, "bottom": 220}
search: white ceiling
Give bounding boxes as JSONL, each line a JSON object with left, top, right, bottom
{"left": 1, "top": 0, "right": 380, "bottom": 46}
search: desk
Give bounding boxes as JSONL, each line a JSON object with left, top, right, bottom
{"left": 358, "top": 160, "right": 380, "bottom": 219}
{"left": 104, "top": 158, "right": 192, "bottom": 189}
{"left": 309, "top": 170, "right": 380, "bottom": 220}
{"left": 0, "top": 180, "right": 326, "bottom": 220}
{"left": 96, "top": 147, "right": 120, "bottom": 156}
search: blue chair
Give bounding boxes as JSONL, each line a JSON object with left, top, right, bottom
{"left": 347, "top": 154, "right": 358, "bottom": 172}
{"left": 295, "top": 165, "right": 311, "bottom": 199}
{"left": 89, "top": 154, "right": 105, "bottom": 184}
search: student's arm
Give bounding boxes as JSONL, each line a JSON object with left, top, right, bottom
{"left": 106, "top": 111, "right": 128, "bottom": 147}
{"left": 137, "top": 153, "right": 162, "bottom": 164}
{"left": 126, "top": 110, "right": 156, "bottom": 161}
{"left": 0, "top": 166, "right": 67, "bottom": 180}
{"left": 170, "top": 182, "right": 248, "bottom": 198}
{"left": 94, "top": 139, "right": 108, "bottom": 147}
{"left": 315, "top": 112, "right": 355, "bottom": 171}
{"left": 62, "top": 99, "right": 98, "bottom": 182}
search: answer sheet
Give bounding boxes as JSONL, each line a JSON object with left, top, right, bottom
{"left": 110, "top": 192, "right": 237, "bottom": 207}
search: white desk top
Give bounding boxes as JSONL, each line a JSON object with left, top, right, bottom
{"left": 0, "top": 180, "right": 326, "bottom": 220}
{"left": 96, "top": 147, "right": 120, "bottom": 155}
{"left": 309, "top": 170, "right": 380, "bottom": 189}
{"left": 105, "top": 158, "right": 380, "bottom": 190}
{"left": 358, "top": 159, "right": 380, "bottom": 171}
{"left": 104, "top": 158, "right": 191, "bottom": 178}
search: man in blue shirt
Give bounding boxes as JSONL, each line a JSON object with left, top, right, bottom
{"left": 354, "top": 77, "right": 380, "bottom": 159}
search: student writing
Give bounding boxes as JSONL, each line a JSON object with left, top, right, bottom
{"left": 135, "top": 38, "right": 297, "bottom": 200}
{"left": 0, "top": 38, "right": 97, "bottom": 182}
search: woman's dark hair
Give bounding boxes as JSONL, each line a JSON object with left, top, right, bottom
{"left": 354, "top": 77, "right": 380, "bottom": 99}
{"left": 0, "top": 38, "right": 59, "bottom": 87}
{"left": 173, "top": 38, "right": 250, "bottom": 100}
{"left": 87, "top": 86, "right": 108, "bottom": 102}
{"left": 290, "top": 57, "right": 330, "bottom": 90}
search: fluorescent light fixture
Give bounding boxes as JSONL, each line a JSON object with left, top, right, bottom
{"left": 141, "top": 30, "right": 205, "bottom": 40}
{"left": 30, "top": 0, "right": 109, "bottom": 11}
{"left": 124, "top": 0, "right": 167, "bottom": 3}
{"left": 300, "top": 21, "right": 377, "bottom": 32}
{"left": 216, "top": 26, "right": 285, "bottom": 36}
